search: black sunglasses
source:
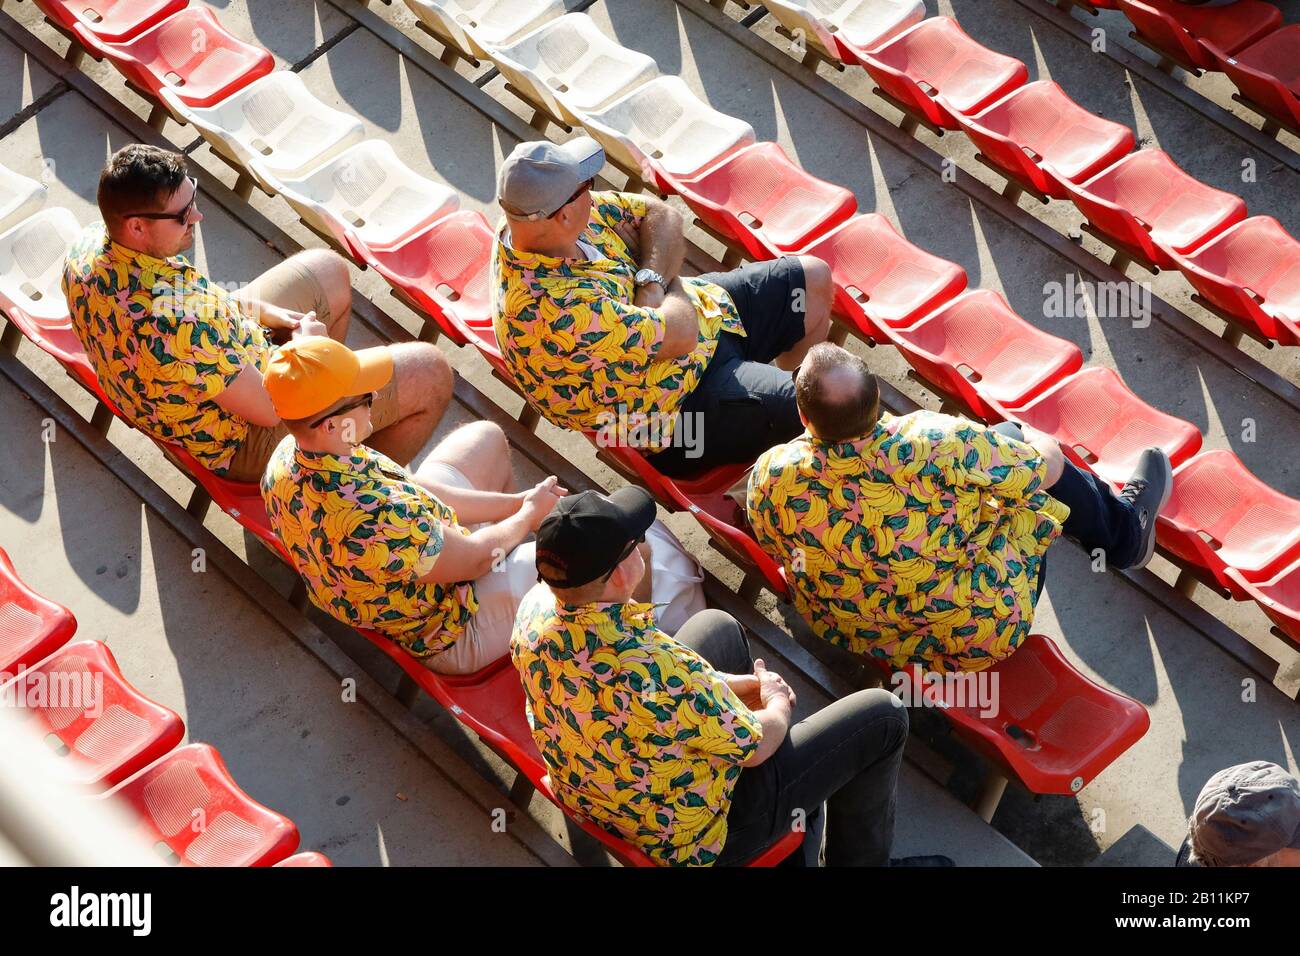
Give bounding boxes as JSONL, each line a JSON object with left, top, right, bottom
{"left": 125, "top": 177, "right": 199, "bottom": 224}
{"left": 601, "top": 533, "right": 647, "bottom": 582}
{"left": 309, "top": 392, "right": 375, "bottom": 429}
{"left": 547, "top": 179, "right": 594, "bottom": 219}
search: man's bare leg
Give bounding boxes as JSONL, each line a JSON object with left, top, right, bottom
{"left": 241, "top": 249, "right": 353, "bottom": 342}
{"left": 365, "top": 341, "right": 454, "bottom": 465}
{"left": 417, "top": 421, "right": 514, "bottom": 493}
{"left": 775, "top": 255, "right": 833, "bottom": 371}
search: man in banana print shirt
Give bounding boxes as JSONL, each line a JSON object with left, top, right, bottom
{"left": 63, "top": 144, "right": 452, "bottom": 481}
{"left": 513, "top": 486, "right": 951, "bottom": 867}
{"left": 491, "top": 137, "right": 835, "bottom": 478}
{"left": 748, "top": 344, "right": 1173, "bottom": 673}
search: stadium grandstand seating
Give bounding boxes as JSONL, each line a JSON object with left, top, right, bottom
{"left": 274, "top": 851, "right": 334, "bottom": 867}
{"left": 762, "top": 0, "right": 926, "bottom": 67}
{"left": 0, "top": 546, "right": 77, "bottom": 674}
{"left": 0, "top": 640, "right": 184, "bottom": 788}
{"left": 1114, "top": 0, "right": 1282, "bottom": 75}
{"left": 1206, "top": 28, "right": 1300, "bottom": 139}
{"left": 0, "top": 164, "right": 47, "bottom": 235}
{"left": 2, "top": 0, "right": 1296, "bottom": 868}
{"left": 31, "top": 0, "right": 187, "bottom": 46}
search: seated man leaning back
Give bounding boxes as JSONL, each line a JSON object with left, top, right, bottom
{"left": 747, "top": 344, "right": 1171, "bottom": 674}
{"left": 63, "top": 143, "right": 451, "bottom": 480}
{"left": 491, "top": 136, "right": 834, "bottom": 478}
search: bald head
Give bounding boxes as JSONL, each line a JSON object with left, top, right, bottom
{"left": 795, "top": 343, "right": 880, "bottom": 442}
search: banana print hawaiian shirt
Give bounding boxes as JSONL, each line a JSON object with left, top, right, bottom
{"left": 261, "top": 438, "right": 478, "bottom": 657}
{"left": 492, "top": 191, "right": 745, "bottom": 452}
{"left": 62, "top": 225, "right": 271, "bottom": 473}
{"left": 511, "top": 592, "right": 762, "bottom": 866}
{"left": 747, "top": 412, "right": 1071, "bottom": 673}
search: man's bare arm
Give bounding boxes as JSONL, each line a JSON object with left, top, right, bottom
{"left": 656, "top": 277, "right": 702, "bottom": 360}
{"left": 634, "top": 195, "right": 686, "bottom": 286}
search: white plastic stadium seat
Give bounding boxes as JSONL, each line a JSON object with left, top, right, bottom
{"left": 764, "top": 0, "right": 926, "bottom": 61}
{"left": 0, "top": 207, "right": 81, "bottom": 324}
{"left": 489, "top": 14, "right": 659, "bottom": 125}
{"left": 273, "top": 140, "right": 461, "bottom": 256}
{"left": 161, "top": 72, "right": 365, "bottom": 193}
{"left": 401, "top": 0, "right": 565, "bottom": 61}
{"left": 0, "top": 165, "right": 48, "bottom": 235}
{"left": 582, "top": 76, "right": 756, "bottom": 186}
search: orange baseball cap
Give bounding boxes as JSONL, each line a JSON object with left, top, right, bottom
{"left": 264, "top": 337, "right": 394, "bottom": 421}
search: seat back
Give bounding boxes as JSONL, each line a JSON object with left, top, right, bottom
{"left": 1116, "top": 0, "right": 1207, "bottom": 68}
{"left": 956, "top": 88, "right": 1057, "bottom": 197}
{"left": 1207, "top": 39, "right": 1300, "bottom": 136}
{"left": 106, "top": 743, "right": 299, "bottom": 866}
{"left": 33, "top": 0, "right": 189, "bottom": 44}
{"left": 0, "top": 207, "right": 83, "bottom": 323}
{"left": 1227, "top": 563, "right": 1300, "bottom": 649}
{"left": 663, "top": 142, "right": 856, "bottom": 259}
{"left": 0, "top": 546, "right": 77, "bottom": 674}
{"left": 100, "top": 6, "right": 275, "bottom": 109}
{"left": 1009, "top": 366, "right": 1202, "bottom": 486}
{"left": 1158, "top": 450, "right": 1300, "bottom": 589}
{"left": 1058, "top": 163, "right": 1166, "bottom": 269}
{"left": 0, "top": 164, "right": 48, "bottom": 235}
{"left": 3, "top": 640, "right": 184, "bottom": 788}
{"left": 355, "top": 210, "right": 495, "bottom": 346}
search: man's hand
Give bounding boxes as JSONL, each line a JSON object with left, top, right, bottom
{"left": 289, "top": 310, "right": 329, "bottom": 340}
{"left": 633, "top": 282, "right": 666, "bottom": 309}
{"left": 754, "top": 658, "right": 796, "bottom": 710}
{"left": 724, "top": 673, "right": 763, "bottom": 711}
{"left": 515, "top": 476, "right": 568, "bottom": 532}
{"left": 253, "top": 301, "right": 326, "bottom": 342}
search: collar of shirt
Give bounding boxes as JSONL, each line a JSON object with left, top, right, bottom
{"left": 496, "top": 220, "right": 632, "bottom": 277}
{"left": 549, "top": 599, "right": 659, "bottom": 636}
{"left": 291, "top": 444, "right": 397, "bottom": 481}
{"left": 100, "top": 230, "right": 189, "bottom": 274}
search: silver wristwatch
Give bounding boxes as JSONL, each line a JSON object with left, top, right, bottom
{"left": 634, "top": 268, "right": 665, "bottom": 289}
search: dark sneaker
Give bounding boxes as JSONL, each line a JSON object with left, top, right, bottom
{"left": 890, "top": 855, "right": 956, "bottom": 867}
{"left": 1116, "top": 447, "right": 1173, "bottom": 570}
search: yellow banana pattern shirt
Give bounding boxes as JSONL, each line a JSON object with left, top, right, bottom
{"left": 492, "top": 191, "right": 745, "bottom": 451}
{"left": 261, "top": 439, "right": 478, "bottom": 657}
{"left": 511, "top": 592, "right": 762, "bottom": 866}
{"left": 62, "top": 225, "right": 271, "bottom": 473}
{"left": 747, "top": 412, "right": 1070, "bottom": 672}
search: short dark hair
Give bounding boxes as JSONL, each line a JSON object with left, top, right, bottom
{"left": 97, "top": 144, "right": 188, "bottom": 234}
{"left": 795, "top": 343, "right": 880, "bottom": 442}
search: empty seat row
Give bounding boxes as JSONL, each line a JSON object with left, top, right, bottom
{"left": 1061, "top": 0, "right": 1300, "bottom": 140}
{"left": 718, "top": 7, "right": 1300, "bottom": 348}
{"left": 0, "top": 549, "right": 328, "bottom": 865}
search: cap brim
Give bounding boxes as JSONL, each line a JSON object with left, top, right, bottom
{"left": 350, "top": 347, "right": 394, "bottom": 397}
{"left": 607, "top": 485, "right": 656, "bottom": 539}
{"left": 560, "top": 136, "right": 606, "bottom": 182}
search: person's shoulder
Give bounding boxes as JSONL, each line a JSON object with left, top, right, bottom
{"left": 752, "top": 434, "right": 814, "bottom": 479}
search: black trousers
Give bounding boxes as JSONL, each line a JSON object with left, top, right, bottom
{"left": 673, "top": 610, "right": 909, "bottom": 866}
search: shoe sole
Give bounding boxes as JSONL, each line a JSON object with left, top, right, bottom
{"left": 1130, "top": 452, "right": 1174, "bottom": 571}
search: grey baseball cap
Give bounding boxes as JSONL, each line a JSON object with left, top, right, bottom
{"left": 497, "top": 137, "right": 605, "bottom": 221}
{"left": 1187, "top": 761, "right": 1300, "bottom": 866}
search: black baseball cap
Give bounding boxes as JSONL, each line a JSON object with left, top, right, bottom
{"left": 535, "top": 487, "right": 656, "bottom": 588}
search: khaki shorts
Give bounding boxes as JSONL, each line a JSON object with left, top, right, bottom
{"left": 221, "top": 374, "right": 400, "bottom": 482}
{"left": 218, "top": 253, "right": 395, "bottom": 483}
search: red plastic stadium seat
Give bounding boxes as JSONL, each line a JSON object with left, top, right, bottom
{"left": 955, "top": 80, "right": 1136, "bottom": 200}
{"left": 990, "top": 366, "right": 1202, "bottom": 487}
{"left": 1059, "top": 149, "right": 1246, "bottom": 272}
{"left": 898, "top": 633, "right": 1150, "bottom": 795}
{"left": 1226, "top": 561, "right": 1300, "bottom": 650}
{"left": 539, "top": 775, "right": 803, "bottom": 867}
{"left": 105, "top": 743, "right": 299, "bottom": 866}
{"left": 94, "top": 7, "right": 275, "bottom": 110}
{"left": 1157, "top": 450, "right": 1300, "bottom": 596}
{"left": 33, "top": 0, "right": 189, "bottom": 45}
{"left": 882, "top": 289, "right": 1083, "bottom": 421}
{"left": 1116, "top": 0, "right": 1282, "bottom": 73}
{"left": 0, "top": 547, "right": 77, "bottom": 674}
{"left": 2, "top": 641, "right": 184, "bottom": 789}
{"left": 273, "top": 851, "right": 333, "bottom": 867}
{"left": 660, "top": 142, "right": 857, "bottom": 262}
{"left": 1207, "top": 27, "right": 1300, "bottom": 139}
{"left": 791, "top": 213, "right": 968, "bottom": 341}
{"left": 351, "top": 210, "right": 495, "bottom": 349}
{"left": 1169, "top": 216, "right": 1300, "bottom": 347}
{"left": 857, "top": 17, "right": 1029, "bottom": 131}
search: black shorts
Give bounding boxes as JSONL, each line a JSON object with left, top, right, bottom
{"left": 649, "top": 257, "right": 809, "bottom": 479}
